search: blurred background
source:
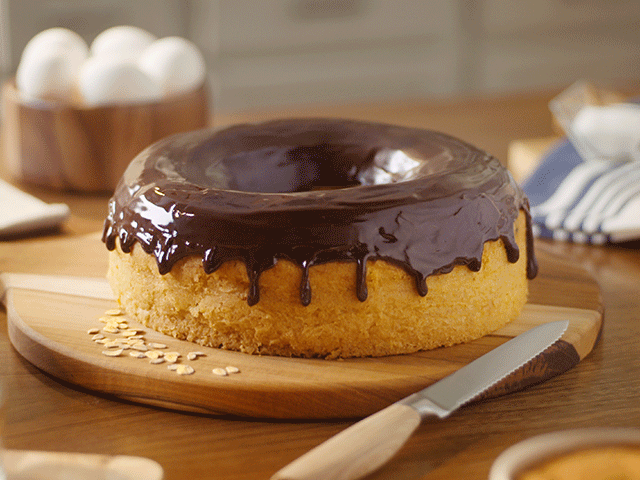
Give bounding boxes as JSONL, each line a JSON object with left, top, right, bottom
{"left": 2, "top": 0, "right": 640, "bottom": 114}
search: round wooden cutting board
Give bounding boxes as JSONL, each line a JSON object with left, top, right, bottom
{"left": 1, "top": 235, "right": 603, "bottom": 419}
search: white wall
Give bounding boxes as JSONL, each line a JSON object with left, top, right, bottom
{"left": 2, "top": 0, "right": 640, "bottom": 113}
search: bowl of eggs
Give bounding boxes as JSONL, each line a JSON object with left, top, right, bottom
{"left": 1, "top": 26, "right": 210, "bottom": 192}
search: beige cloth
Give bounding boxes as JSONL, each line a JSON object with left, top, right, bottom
{"left": 0, "top": 179, "right": 69, "bottom": 237}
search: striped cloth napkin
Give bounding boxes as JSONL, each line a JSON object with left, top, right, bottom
{"left": 522, "top": 139, "right": 640, "bottom": 244}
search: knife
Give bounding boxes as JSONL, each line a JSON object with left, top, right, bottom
{"left": 271, "top": 320, "right": 569, "bottom": 480}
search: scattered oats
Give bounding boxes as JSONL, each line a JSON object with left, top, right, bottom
{"left": 212, "top": 368, "right": 228, "bottom": 376}
{"left": 167, "top": 364, "right": 179, "bottom": 371}
{"left": 121, "top": 329, "right": 140, "bottom": 337}
{"left": 165, "top": 351, "right": 181, "bottom": 358}
{"left": 87, "top": 328, "right": 100, "bottom": 335}
{"left": 95, "top": 338, "right": 109, "bottom": 344}
{"left": 102, "top": 325, "right": 119, "bottom": 334}
{"left": 225, "top": 366, "right": 240, "bottom": 374}
{"left": 129, "top": 351, "right": 146, "bottom": 358}
{"left": 187, "top": 351, "right": 205, "bottom": 361}
{"left": 120, "top": 344, "right": 131, "bottom": 350}
{"left": 127, "top": 339, "right": 145, "bottom": 346}
{"left": 164, "top": 353, "right": 179, "bottom": 363}
{"left": 149, "top": 358, "right": 165, "bottom": 365}
{"left": 116, "top": 322, "right": 129, "bottom": 329}
{"left": 145, "top": 350, "right": 163, "bottom": 359}
{"left": 149, "top": 343, "right": 167, "bottom": 349}
{"left": 104, "top": 308, "right": 123, "bottom": 316}
{"left": 102, "top": 349, "right": 123, "bottom": 357}
{"left": 176, "top": 365, "right": 195, "bottom": 375}
{"left": 104, "top": 340, "right": 123, "bottom": 349}
{"left": 127, "top": 335, "right": 144, "bottom": 341}
{"left": 91, "top": 334, "right": 105, "bottom": 341}
{"left": 131, "top": 344, "right": 148, "bottom": 352}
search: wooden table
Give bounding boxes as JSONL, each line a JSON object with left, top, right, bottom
{"left": 2, "top": 91, "right": 640, "bottom": 480}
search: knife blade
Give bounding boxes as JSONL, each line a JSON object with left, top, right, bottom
{"left": 271, "top": 320, "right": 569, "bottom": 480}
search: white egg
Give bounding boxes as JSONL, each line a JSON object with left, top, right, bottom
{"left": 138, "top": 37, "right": 206, "bottom": 96}
{"left": 78, "top": 55, "right": 162, "bottom": 106}
{"left": 16, "top": 43, "right": 78, "bottom": 102}
{"left": 90, "top": 25, "right": 157, "bottom": 59}
{"left": 16, "top": 28, "right": 89, "bottom": 101}
{"left": 21, "top": 27, "right": 88, "bottom": 71}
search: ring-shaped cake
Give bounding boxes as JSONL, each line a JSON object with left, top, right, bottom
{"left": 103, "top": 118, "right": 537, "bottom": 358}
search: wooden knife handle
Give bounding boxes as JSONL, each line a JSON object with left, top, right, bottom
{"left": 271, "top": 403, "right": 422, "bottom": 480}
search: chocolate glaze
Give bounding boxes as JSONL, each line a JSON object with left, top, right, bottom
{"left": 103, "top": 118, "right": 538, "bottom": 306}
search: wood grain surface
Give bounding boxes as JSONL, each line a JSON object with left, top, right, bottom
{"left": 2, "top": 91, "right": 639, "bottom": 480}
{"left": 1, "top": 234, "right": 602, "bottom": 419}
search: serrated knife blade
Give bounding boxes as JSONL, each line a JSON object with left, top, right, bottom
{"left": 402, "top": 319, "right": 569, "bottom": 418}
{"left": 271, "top": 320, "right": 569, "bottom": 480}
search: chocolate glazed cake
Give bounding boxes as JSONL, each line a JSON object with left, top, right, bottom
{"left": 103, "top": 118, "right": 537, "bottom": 358}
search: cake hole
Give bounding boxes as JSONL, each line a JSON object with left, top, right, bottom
{"left": 183, "top": 136, "right": 437, "bottom": 193}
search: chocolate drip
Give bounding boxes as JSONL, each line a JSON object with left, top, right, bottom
{"left": 299, "top": 261, "right": 312, "bottom": 306}
{"left": 525, "top": 204, "right": 539, "bottom": 279}
{"left": 246, "top": 263, "right": 261, "bottom": 307}
{"left": 102, "top": 118, "right": 538, "bottom": 306}
{"left": 415, "top": 275, "right": 428, "bottom": 297}
{"left": 355, "top": 255, "right": 369, "bottom": 302}
{"left": 203, "top": 247, "right": 220, "bottom": 273}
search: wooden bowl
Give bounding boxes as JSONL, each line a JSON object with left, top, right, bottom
{"left": 1, "top": 79, "right": 210, "bottom": 193}
{"left": 489, "top": 428, "right": 640, "bottom": 480}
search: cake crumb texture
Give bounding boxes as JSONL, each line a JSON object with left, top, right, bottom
{"left": 107, "top": 212, "right": 530, "bottom": 358}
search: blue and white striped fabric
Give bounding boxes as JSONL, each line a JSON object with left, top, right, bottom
{"left": 522, "top": 140, "right": 640, "bottom": 244}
